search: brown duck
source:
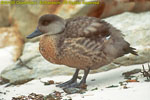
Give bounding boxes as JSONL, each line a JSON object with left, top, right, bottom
{"left": 27, "top": 14, "right": 137, "bottom": 88}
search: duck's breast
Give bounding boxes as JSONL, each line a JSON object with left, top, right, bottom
{"left": 39, "top": 35, "right": 60, "bottom": 64}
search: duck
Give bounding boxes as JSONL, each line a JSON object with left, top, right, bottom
{"left": 27, "top": 14, "right": 138, "bottom": 88}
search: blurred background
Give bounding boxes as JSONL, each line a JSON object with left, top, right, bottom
{"left": 0, "top": 0, "right": 150, "bottom": 86}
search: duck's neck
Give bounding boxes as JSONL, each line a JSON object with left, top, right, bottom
{"left": 41, "top": 34, "right": 62, "bottom": 49}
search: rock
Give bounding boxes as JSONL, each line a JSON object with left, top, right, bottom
{"left": 132, "top": 1, "right": 150, "bottom": 13}
{"left": 55, "top": 0, "right": 150, "bottom": 18}
{"left": 99, "top": 0, "right": 150, "bottom": 18}
{"left": 0, "top": 26, "right": 24, "bottom": 74}
{"left": 0, "top": 6, "right": 10, "bottom": 27}
{"left": 10, "top": 0, "right": 62, "bottom": 41}
{"left": 1, "top": 11, "right": 150, "bottom": 84}
{"left": 0, "top": 46, "right": 15, "bottom": 73}
{"left": 0, "top": 27, "right": 24, "bottom": 61}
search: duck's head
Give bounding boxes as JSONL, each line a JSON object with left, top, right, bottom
{"left": 26, "top": 14, "right": 66, "bottom": 39}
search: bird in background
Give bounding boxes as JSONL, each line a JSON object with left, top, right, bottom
{"left": 27, "top": 14, "right": 138, "bottom": 88}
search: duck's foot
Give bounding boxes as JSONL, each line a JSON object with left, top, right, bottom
{"left": 56, "top": 68, "right": 90, "bottom": 89}
{"left": 61, "top": 68, "right": 90, "bottom": 89}
{"left": 56, "top": 80, "right": 77, "bottom": 88}
{"left": 56, "top": 69, "right": 80, "bottom": 88}
{"left": 63, "top": 82, "right": 87, "bottom": 89}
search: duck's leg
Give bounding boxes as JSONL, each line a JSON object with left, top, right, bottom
{"left": 79, "top": 68, "right": 90, "bottom": 86}
{"left": 64, "top": 68, "right": 90, "bottom": 88}
{"left": 56, "top": 69, "right": 79, "bottom": 88}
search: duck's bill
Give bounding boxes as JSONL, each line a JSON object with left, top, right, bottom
{"left": 26, "top": 29, "right": 43, "bottom": 39}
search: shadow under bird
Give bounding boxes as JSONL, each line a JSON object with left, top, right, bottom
{"left": 27, "top": 14, "right": 138, "bottom": 88}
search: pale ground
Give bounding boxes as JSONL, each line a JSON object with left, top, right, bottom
{"left": 0, "top": 63, "right": 150, "bottom": 100}
{"left": 0, "top": 46, "right": 150, "bottom": 100}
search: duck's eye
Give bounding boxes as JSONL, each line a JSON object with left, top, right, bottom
{"left": 42, "top": 20, "right": 50, "bottom": 26}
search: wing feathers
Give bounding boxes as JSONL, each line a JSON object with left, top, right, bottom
{"left": 65, "top": 16, "right": 110, "bottom": 38}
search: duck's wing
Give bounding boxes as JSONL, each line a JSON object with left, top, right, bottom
{"left": 60, "top": 16, "right": 120, "bottom": 56}
{"left": 64, "top": 16, "right": 115, "bottom": 38}
{"left": 59, "top": 17, "right": 112, "bottom": 55}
